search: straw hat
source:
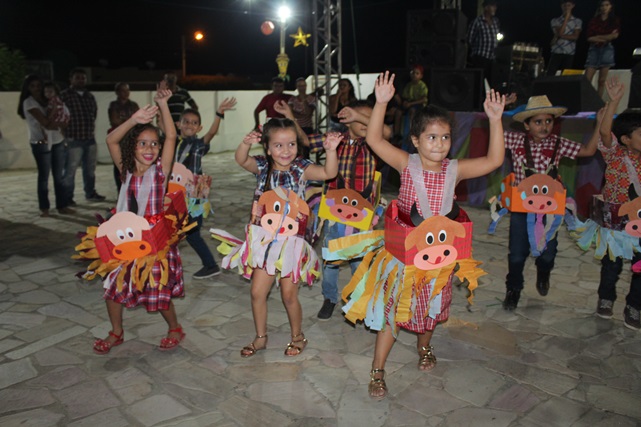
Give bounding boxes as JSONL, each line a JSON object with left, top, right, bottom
{"left": 512, "top": 95, "right": 567, "bottom": 122}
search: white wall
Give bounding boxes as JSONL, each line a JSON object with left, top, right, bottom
{"left": 0, "top": 73, "right": 385, "bottom": 171}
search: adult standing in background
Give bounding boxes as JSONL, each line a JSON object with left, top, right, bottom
{"left": 17, "top": 74, "right": 72, "bottom": 217}
{"left": 108, "top": 82, "right": 139, "bottom": 192}
{"left": 164, "top": 73, "right": 199, "bottom": 129}
{"left": 547, "top": 0, "right": 582, "bottom": 76}
{"left": 61, "top": 68, "right": 104, "bottom": 205}
{"left": 288, "top": 77, "right": 316, "bottom": 135}
{"left": 467, "top": 0, "right": 500, "bottom": 85}
{"left": 253, "top": 77, "right": 291, "bottom": 131}
{"left": 584, "top": 0, "right": 620, "bottom": 97}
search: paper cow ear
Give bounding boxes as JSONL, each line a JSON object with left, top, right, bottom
{"left": 629, "top": 184, "right": 639, "bottom": 201}
{"left": 410, "top": 203, "right": 425, "bottom": 226}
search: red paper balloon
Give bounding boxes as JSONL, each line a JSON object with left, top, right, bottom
{"left": 261, "top": 20, "right": 275, "bottom": 36}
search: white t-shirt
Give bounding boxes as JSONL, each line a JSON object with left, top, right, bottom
{"left": 23, "top": 96, "right": 65, "bottom": 146}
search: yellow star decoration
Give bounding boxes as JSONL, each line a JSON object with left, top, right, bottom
{"left": 289, "top": 27, "right": 311, "bottom": 47}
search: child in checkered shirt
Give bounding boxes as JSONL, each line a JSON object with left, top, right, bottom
{"left": 502, "top": 95, "right": 598, "bottom": 311}
{"left": 339, "top": 71, "right": 506, "bottom": 400}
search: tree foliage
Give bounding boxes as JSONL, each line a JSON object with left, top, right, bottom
{"left": 0, "top": 44, "right": 27, "bottom": 91}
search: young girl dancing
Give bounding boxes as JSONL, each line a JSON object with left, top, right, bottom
{"left": 81, "top": 85, "right": 187, "bottom": 354}
{"left": 328, "top": 71, "right": 506, "bottom": 399}
{"left": 221, "top": 118, "right": 341, "bottom": 357}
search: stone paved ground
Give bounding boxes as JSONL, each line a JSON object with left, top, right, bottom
{"left": 0, "top": 150, "right": 640, "bottom": 427}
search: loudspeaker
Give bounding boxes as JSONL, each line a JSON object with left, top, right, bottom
{"left": 407, "top": 40, "right": 467, "bottom": 69}
{"left": 407, "top": 9, "right": 468, "bottom": 69}
{"left": 531, "top": 75, "right": 605, "bottom": 115}
{"left": 429, "top": 68, "right": 484, "bottom": 112}
{"left": 407, "top": 9, "right": 468, "bottom": 42}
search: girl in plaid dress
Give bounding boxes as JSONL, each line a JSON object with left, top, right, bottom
{"left": 225, "top": 118, "right": 341, "bottom": 358}
{"left": 91, "top": 84, "right": 186, "bottom": 354}
{"left": 328, "top": 71, "right": 506, "bottom": 400}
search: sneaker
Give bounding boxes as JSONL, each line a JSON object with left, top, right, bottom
{"left": 86, "top": 192, "right": 106, "bottom": 201}
{"left": 193, "top": 265, "right": 221, "bottom": 279}
{"left": 623, "top": 305, "right": 640, "bottom": 330}
{"left": 596, "top": 299, "right": 614, "bottom": 319}
{"left": 502, "top": 289, "right": 521, "bottom": 311}
{"left": 317, "top": 299, "right": 336, "bottom": 320}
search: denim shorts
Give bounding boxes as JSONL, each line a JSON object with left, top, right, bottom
{"left": 585, "top": 43, "right": 615, "bottom": 68}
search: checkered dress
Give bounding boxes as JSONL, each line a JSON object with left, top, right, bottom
{"left": 390, "top": 157, "right": 458, "bottom": 333}
{"left": 103, "top": 158, "right": 184, "bottom": 311}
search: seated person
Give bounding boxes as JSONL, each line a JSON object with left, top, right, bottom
{"left": 394, "top": 65, "right": 428, "bottom": 139}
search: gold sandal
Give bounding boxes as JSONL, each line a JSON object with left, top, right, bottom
{"left": 284, "top": 332, "right": 307, "bottom": 356}
{"left": 240, "top": 334, "right": 267, "bottom": 357}
{"left": 418, "top": 345, "right": 437, "bottom": 371}
{"left": 368, "top": 368, "right": 387, "bottom": 400}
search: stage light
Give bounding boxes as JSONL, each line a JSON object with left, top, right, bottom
{"left": 497, "top": 32, "right": 504, "bottom": 42}
{"left": 278, "top": 5, "right": 291, "bottom": 23}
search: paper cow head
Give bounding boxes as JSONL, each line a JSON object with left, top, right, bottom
{"left": 96, "top": 211, "right": 153, "bottom": 261}
{"left": 257, "top": 187, "right": 310, "bottom": 237}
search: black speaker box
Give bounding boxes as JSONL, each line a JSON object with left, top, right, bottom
{"left": 429, "top": 68, "right": 484, "bottom": 112}
{"left": 407, "top": 9, "right": 468, "bottom": 42}
{"left": 407, "top": 40, "right": 467, "bottom": 69}
{"left": 531, "top": 75, "right": 605, "bottom": 115}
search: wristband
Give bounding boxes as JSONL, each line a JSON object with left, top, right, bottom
{"left": 216, "top": 112, "right": 225, "bottom": 119}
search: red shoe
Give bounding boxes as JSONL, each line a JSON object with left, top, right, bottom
{"left": 159, "top": 326, "right": 185, "bottom": 351}
{"left": 93, "top": 330, "right": 124, "bottom": 355}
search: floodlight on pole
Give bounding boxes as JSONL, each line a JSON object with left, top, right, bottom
{"left": 276, "top": 4, "right": 291, "bottom": 79}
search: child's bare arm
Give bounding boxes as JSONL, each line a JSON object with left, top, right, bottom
{"left": 366, "top": 71, "right": 409, "bottom": 172}
{"left": 581, "top": 106, "right": 607, "bottom": 157}
{"left": 599, "top": 77, "right": 625, "bottom": 149}
{"left": 204, "top": 97, "right": 237, "bottom": 144}
{"left": 235, "top": 131, "right": 260, "bottom": 174}
{"left": 155, "top": 85, "right": 176, "bottom": 177}
{"left": 273, "top": 100, "right": 310, "bottom": 147}
{"left": 338, "top": 106, "right": 393, "bottom": 140}
{"left": 458, "top": 90, "right": 506, "bottom": 180}
{"left": 303, "top": 132, "right": 342, "bottom": 181}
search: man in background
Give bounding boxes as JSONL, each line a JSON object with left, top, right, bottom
{"left": 164, "top": 73, "right": 199, "bottom": 129}
{"left": 61, "top": 68, "right": 104, "bottom": 204}
{"left": 467, "top": 0, "right": 500, "bottom": 85}
{"left": 547, "top": 0, "right": 582, "bottom": 76}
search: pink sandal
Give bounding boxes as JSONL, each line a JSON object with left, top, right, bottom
{"left": 159, "top": 326, "right": 185, "bottom": 351}
{"left": 93, "top": 330, "right": 124, "bottom": 355}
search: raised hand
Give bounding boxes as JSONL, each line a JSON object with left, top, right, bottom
{"left": 605, "top": 77, "right": 624, "bottom": 103}
{"left": 154, "top": 85, "right": 172, "bottom": 104}
{"left": 219, "top": 97, "right": 237, "bottom": 113}
{"left": 337, "top": 106, "right": 357, "bottom": 124}
{"left": 273, "top": 100, "right": 293, "bottom": 119}
{"left": 323, "top": 132, "right": 343, "bottom": 151}
{"left": 243, "top": 130, "right": 262, "bottom": 146}
{"left": 483, "top": 89, "right": 506, "bottom": 121}
{"left": 131, "top": 105, "right": 159, "bottom": 124}
{"left": 374, "top": 71, "right": 396, "bottom": 104}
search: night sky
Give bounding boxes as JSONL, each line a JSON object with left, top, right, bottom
{"left": 2, "top": 0, "right": 640, "bottom": 85}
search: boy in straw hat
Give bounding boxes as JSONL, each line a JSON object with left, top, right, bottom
{"left": 502, "top": 94, "right": 599, "bottom": 310}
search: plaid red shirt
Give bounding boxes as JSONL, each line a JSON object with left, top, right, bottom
{"left": 60, "top": 88, "right": 97, "bottom": 139}
{"left": 599, "top": 134, "right": 641, "bottom": 204}
{"left": 309, "top": 132, "right": 377, "bottom": 201}
{"left": 504, "top": 131, "right": 581, "bottom": 184}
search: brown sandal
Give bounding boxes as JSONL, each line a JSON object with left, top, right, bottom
{"left": 240, "top": 334, "right": 268, "bottom": 357}
{"left": 284, "top": 332, "right": 307, "bottom": 356}
{"left": 368, "top": 368, "right": 387, "bottom": 400}
{"left": 418, "top": 345, "right": 437, "bottom": 371}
